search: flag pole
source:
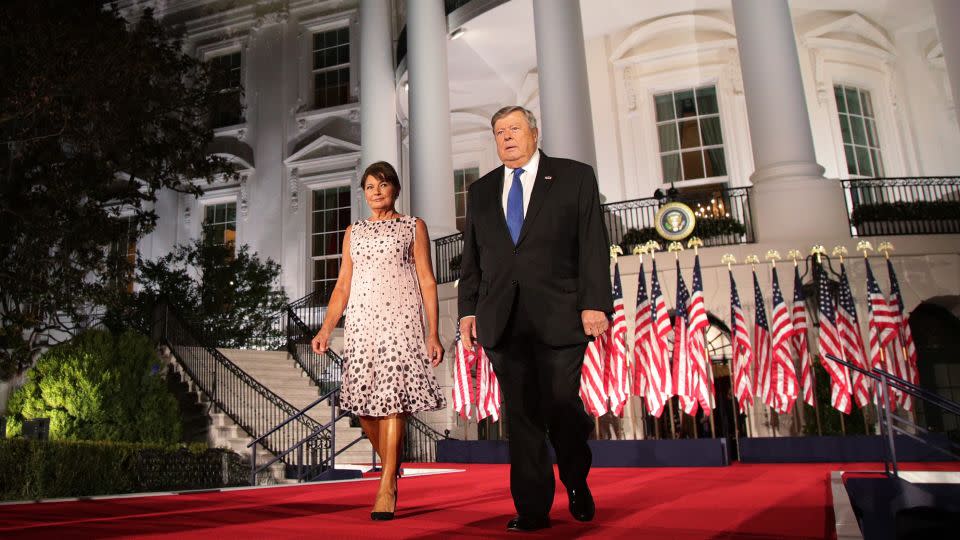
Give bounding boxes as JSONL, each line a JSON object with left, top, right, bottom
{"left": 810, "top": 246, "right": 826, "bottom": 437}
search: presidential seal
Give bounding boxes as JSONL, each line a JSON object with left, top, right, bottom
{"left": 654, "top": 202, "right": 696, "bottom": 241}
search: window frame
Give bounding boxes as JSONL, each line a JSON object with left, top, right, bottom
{"left": 299, "top": 12, "right": 357, "bottom": 114}
{"left": 653, "top": 85, "right": 728, "bottom": 184}
{"left": 201, "top": 201, "right": 238, "bottom": 255}
{"left": 206, "top": 49, "right": 245, "bottom": 129}
{"left": 309, "top": 182, "right": 352, "bottom": 296}
{"left": 453, "top": 166, "right": 480, "bottom": 232}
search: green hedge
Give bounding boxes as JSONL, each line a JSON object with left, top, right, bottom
{"left": 619, "top": 215, "right": 748, "bottom": 251}
{"left": 0, "top": 439, "right": 248, "bottom": 501}
{"left": 851, "top": 199, "right": 960, "bottom": 225}
{"left": 5, "top": 330, "right": 181, "bottom": 443}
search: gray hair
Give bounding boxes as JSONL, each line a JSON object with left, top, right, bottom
{"left": 490, "top": 106, "right": 538, "bottom": 131}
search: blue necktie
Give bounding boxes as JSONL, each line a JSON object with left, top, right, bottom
{"left": 506, "top": 167, "right": 524, "bottom": 244}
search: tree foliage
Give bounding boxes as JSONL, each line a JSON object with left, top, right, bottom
{"left": 111, "top": 239, "right": 289, "bottom": 349}
{"left": 0, "top": 1, "right": 236, "bottom": 378}
{"left": 5, "top": 330, "right": 181, "bottom": 443}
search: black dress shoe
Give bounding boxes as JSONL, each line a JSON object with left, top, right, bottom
{"left": 370, "top": 511, "right": 394, "bottom": 521}
{"left": 568, "top": 486, "right": 595, "bottom": 522}
{"left": 506, "top": 515, "right": 550, "bottom": 531}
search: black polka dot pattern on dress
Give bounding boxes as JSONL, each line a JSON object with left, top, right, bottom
{"left": 339, "top": 215, "right": 447, "bottom": 417}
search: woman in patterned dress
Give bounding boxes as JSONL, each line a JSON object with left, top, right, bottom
{"left": 311, "top": 161, "right": 446, "bottom": 520}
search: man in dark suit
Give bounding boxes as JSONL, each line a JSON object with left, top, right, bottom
{"left": 458, "top": 105, "right": 613, "bottom": 532}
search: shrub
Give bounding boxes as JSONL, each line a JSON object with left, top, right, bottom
{"left": 0, "top": 439, "right": 247, "bottom": 501}
{"left": 850, "top": 199, "right": 960, "bottom": 225}
{"left": 5, "top": 330, "right": 181, "bottom": 443}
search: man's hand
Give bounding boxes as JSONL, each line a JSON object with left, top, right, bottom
{"left": 459, "top": 316, "right": 478, "bottom": 351}
{"left": 581, "top": 310, "right": 609, "bottom": 338}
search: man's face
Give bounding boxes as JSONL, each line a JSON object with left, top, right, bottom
{"left": 493, "top": 111, "right": 538, "bottom": 169}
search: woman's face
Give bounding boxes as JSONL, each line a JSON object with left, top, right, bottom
{"left": 363, "top": 175, "right": 397, "bottom": 211}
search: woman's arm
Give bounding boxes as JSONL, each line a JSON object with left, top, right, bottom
{"left": 311, "top": 225, "right": 354, "bottom": 353}
{"left": 412, "top": 218, "right": 444, "bottom": 366}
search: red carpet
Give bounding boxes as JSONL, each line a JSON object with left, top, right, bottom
{"left": 1, "top": 462, "right": 957, "bottom": 539}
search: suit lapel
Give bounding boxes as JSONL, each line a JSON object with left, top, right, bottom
{"left": 516, "top": 152, "right": 555, "bottom": 246}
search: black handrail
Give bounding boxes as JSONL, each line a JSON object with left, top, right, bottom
{"left": 154, "top": 302, "right": 328, "bottom": 484}
{"left": 841, "top": 176, "right": 960, "bottom": 237}
{"left": 431, "top": 187, "right": 755, "bottom": 284}
{"left": 824, "top": 353, "right": 960, "bottom": 477}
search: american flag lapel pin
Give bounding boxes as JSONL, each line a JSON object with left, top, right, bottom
{"left": 544, "top": 176, "right": 553, "bottom": 181}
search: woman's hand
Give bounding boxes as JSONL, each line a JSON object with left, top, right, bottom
{"left": 426, "top": 334, "right": 444, "bottom": 367}
{"left": 311, "top": 329, "right": 331, "bottom": 355}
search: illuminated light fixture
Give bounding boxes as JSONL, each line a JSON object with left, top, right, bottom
{"left": 450, "top": 27, "right": 466, "bottom": 40}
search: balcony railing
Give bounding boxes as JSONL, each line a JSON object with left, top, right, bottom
{"left": 841, "top": 176, "right": 960, "bottom": 237}
{"left": 432, "top": 187, "right": 755, "bottom": 284}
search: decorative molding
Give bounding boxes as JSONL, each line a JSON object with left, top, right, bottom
{"left": 251, "top": 0, "right": 290, "bottom": 33}
{"left": 882, "top": 61, "right": 899, "bottom": 111}
{"left": 803, "top": 13, "right": 896, "bottom": 54}
{"left": 812, "top": 49, "right": 828, "bottom": 104}
{"left": 183, "top": 204, "right": 192, "bottom": 225}
{"left": 289, "top": 168, "right": 300, "bottom": 212}
{"left": 623, "top": 66, "right": 638, "bottom": 111}
{"left": 610, "top": 14, "right": 736, "bottom": 63}
{"left": 239, "top": 176, "right": 250, "bottom": 220}
{"left": 724, "top": 51, "right": 744, "bottom": 96}
{"left": 236, "top": 128, "right": 246, "bottom": 141}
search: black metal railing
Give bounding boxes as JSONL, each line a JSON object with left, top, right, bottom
{"left": 279, "top": 291, "right": 451, "bottom": 465}
{"left": 603, "top": 187, "right": 755, "bottom": 250}
{"left": 434, "top": 232, "right": 465, "bottom": 286}
{"left": 825, "top": 354, "right": 960, "bottom": 478}
{"left": 431, "top": 187, "right": 755, "bottom": 284}
{"left": 841, "top": 176, "right": 960, "bottom": 237}
{"left": 404, "top": 416, "right": 449, "bottom": 463}
{"left": 286, "top": 305, "right": 344, "bottom": 396}
{"left": 154, "top": 303, "right": 327, "bottom": 483}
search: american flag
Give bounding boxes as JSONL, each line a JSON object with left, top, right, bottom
{"left": 475, "top": 345, "right": 501, "bottom": 421}
{"left": 887, "top": 259, "right": 918, "bottom": 411}
{"left": 792, "top": 266, "right": 816, "bottom": 407}
{"left": 633, "top": 260, "right": 651, "bottom": 400}
{"left": 865, "top": 260, "right": 898, "bottom": 347}
{"left": 837, "top": 263, "right": 871, "bottom": 408}
{"left": 647, "top": 259, "right": 673, "bottom": 417}
{"left": 672, "top": 261, "right": 698, "bottom": 416}
{"left": 453, "top": 338, "right": 475, "bottom": 419}
{"left": 453, "top": 339, "right": 501, "bottom": 421}
{"left": 816, "top": 261, "right": 853, "bottom": 414}
{"left": 580, "top": 332, "right": 608, "bottom": 417}
{"left": 769, "top": 268, "right": 799, "bottom": 414}
{"left": 865, "top": 259, "right": 895, "bottom": 397}
{"left": 688, "top": 255, "right": 714, "bottom": 415}
{"left": 752, "top": 271, "right": 775, "bottom": 409}
{"left": 605, "top": 262, "right": 630, "bottom": 416}
{"left": 729, "top": 270, "right": 754, "bottom": 412}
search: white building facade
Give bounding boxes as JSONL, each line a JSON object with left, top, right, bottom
{"left": 108, "top": 0, "right": 960, "bottom": 439}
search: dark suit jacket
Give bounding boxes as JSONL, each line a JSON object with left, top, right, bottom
{"left": 457, "top": 151, "right": 613, "bottom": 348}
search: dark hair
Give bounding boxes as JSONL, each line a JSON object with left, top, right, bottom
{"left": 359, "top": 161, "right": 401, "bottom": 194}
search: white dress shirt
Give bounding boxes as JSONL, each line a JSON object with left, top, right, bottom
{"left": 501, "top": 150, "right": 540, "bottom": 217}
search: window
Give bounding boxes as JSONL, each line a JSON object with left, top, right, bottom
{"left": 654, "top": 86, "right": 726, "bottom": 183}
{"left": 835, "top": 85, "right": 884, "bottom": 178}
{"left": 312, "top": 28, "right": 350, "bottom": 109}
{"left": 110, "top": 217, "right": 137, "bottom": 293}
{"left": 454, "top": 167, "right": 480, "bottom": 232}
{"left": 311, "top": 186, "right": 351, "bottom": 295}
{"left": 209, "top": 52, "right": 243, "bottom": 128}
{"left": 203, "top": 202, "right": 237, "bottom": 254}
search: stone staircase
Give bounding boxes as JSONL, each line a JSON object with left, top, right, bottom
{"left": 162, "top": 345, "right": 372, "bottom": 484}
{"left": 219, "top": 349, "right": 373, "bottom": 466}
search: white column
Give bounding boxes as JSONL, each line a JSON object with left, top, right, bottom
{"left": 731, "top": 0, "right": 848, "bottom": 242}
{"left": 933, "top": 0, "right": 960, "bottom": 130}
{"left": 532, "top": 0, "right": 597, "bottom": 169}
{"left": 407, "top": 0, "right": 456, "bottom": 237}
{"left": 359, "top": 0, "right": 399, "bottom": 220}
